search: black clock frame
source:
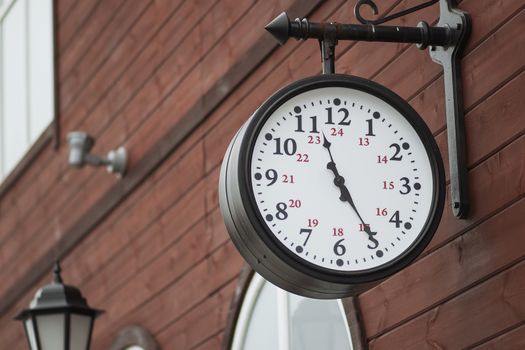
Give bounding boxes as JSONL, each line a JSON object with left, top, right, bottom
{"left": 219, "top": 74, "right": 445, "bottom": 298}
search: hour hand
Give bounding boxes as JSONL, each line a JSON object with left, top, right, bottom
{"left": 323, "top": 134, "right": 342, "bottom": 181}
{"left": 334, "top": 177, "right": 352, "bottom": 203}
{"left": 322, "top": 132, "right": 331, "bottom": 149}
{"left": 326, "top": 159, "right": 352, "bottom": 203}
{"left": 325, "top": 158, "right": 355, "bottom": 205}
{"left": 322, "top": 133, "right": 335, "bottom": 163}
{"left": 326, "top": 160, "right": 340, "bottom": 178}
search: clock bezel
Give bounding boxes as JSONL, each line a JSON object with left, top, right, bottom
{"left": 236, "top": 74, "right": 445, "bottom": 285}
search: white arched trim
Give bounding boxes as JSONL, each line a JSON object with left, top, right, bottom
{"left": 231, "top": 274, "right": 266, "bottom": 350}
{"left": 231, "top": 273, "right": 353, "bottom": 350}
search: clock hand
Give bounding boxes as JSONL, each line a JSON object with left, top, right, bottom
{"left": 322, "top": 133, "right": 364, "bottom": 218}
{"left": 335, "top": 174, "right": 380, "bottom": 249}
{"left": 333, "top": 174, "right": 378, "bottom": 247}
{"left": 326, "top": 163, "right": 364, "bottom": 221}
{"left": 322, "top": 133, "right": 336, "bottom": 164}
{"left": 322, "top": 133, "right": 379, "bottom": 249}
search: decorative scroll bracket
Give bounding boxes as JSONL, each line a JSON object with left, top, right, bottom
{"left": 355, "top": 0, "right": 439, "bottom": 25}
{"left": 265, "top": 0, "right": 471, "bottom": 218}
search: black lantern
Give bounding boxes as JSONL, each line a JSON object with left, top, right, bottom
{"left": 15, "top": 261, "right": 103, "bottom": 350}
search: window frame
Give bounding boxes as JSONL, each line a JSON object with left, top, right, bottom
{"left": 0, "top": 0, "right": 59, "bottom": 199}
{"left": 222, "top": 265, "right": 368, "bottom": 350}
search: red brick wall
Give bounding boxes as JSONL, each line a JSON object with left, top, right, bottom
{"left": 0, "top": 0, "right": 523, "bottom": 348}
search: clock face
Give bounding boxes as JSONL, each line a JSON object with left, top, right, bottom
{"left": 220, "top": 75, "right": 444, "bottom": 297}
{"left": 248, "top": 86, "right": 434, "bottom": 272}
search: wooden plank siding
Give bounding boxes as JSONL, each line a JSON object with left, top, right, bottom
{"left": 474, "top": 323, "right": 525, "bottom": 350}
{"left": 369, "top": 256, "right": 525, "bottom": 349}
{"left": 0, "top": 0, "right": 523, "bottom": 349}
{"left": 0, "top": 0, "right": 294, "bottom": 300}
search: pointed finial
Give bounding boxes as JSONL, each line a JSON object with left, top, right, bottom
{"left": 265, "top": 12, "right": 290, "bottom": 45}
{"left": 53, "top": 260, "right": 63, "bottom": 284}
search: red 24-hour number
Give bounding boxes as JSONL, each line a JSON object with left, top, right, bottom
{"left": 330, "top": 128, "right": 344, "bottom": 136}
{"left": 332, "top": 228, "right": 344, "bottom": 236}
{"left": 307, "top": 219, "right": 319, "bottom": 227}
{"left": 288, "top": 199, "right": 302, "bottom": 208}
{"left": 307, "top": 135, "right": 321, "bottom": 144}
{"left": 358, "top": 137, "right": 370, "bottom": 146}
{"left": 376, "top": 208, "right": 388, "bottom": 216}
{"left": 296, "top": 153, "right": 309, "bottom": 162}
{"left": 282, "top": 175, "right": 295, "bottom": 183}
{"left": 382, "top": 181, "right": 394, "bottom": 190}
{"left": 377, "top": 155, "right": 388, "bottom": 164}
{"left": 359, "top": 223, "right": 370, "bottom": 232}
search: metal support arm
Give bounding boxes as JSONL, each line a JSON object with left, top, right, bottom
{"left": 429, "top": 0, "right": 471, "bottom": 218}
{"left": 265, "top": 0, "right": 471, "bottom": 218}
{"left": 266, "top": 13, "right": 451, "bottom": 47}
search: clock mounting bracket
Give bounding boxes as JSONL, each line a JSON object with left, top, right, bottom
{"left": 265, "top": 0, "right": 471, "bottom": 218}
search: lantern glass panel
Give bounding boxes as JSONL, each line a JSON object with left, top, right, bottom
{"left": 24, "top": 318, "right": 38, "bottom": 350}
{"left": 35, "top": 313, "right": 65, "bottom": 350}
{"left": 69, "top": 313, "right": 92, "bottom": 350}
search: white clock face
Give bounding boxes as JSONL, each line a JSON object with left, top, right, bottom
{"left": 249, "top": 86, "right": 434, "bottom": 272}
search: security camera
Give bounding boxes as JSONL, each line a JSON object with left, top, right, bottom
{"left": 67, "top": 131, "right": 127, "bottom": 176}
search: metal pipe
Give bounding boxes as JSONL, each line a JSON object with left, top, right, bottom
{"left": 290, "top": 18, "right": 451, "bottom": 47}
{"left": 266, "top": 13, "right": 452, "bottom": 48}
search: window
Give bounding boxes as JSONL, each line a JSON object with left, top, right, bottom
{"left": 231, "top": 273, "right": 353, "bottom": 350}
{"left": 0, "top": 0, "right": 54, "bottom": 180}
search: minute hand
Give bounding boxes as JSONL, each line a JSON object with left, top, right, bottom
{"left": 322, "top": 134, "right": 379, "bottom": 248}
{"left": 332, "top": 170, "right": 379, "bottom": 248}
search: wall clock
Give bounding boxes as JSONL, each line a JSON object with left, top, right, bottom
{"left": 219, "top": 74, "right": 445, "bottom": 298}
